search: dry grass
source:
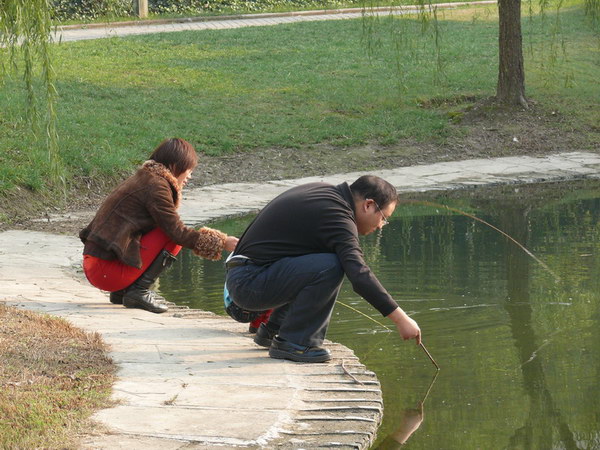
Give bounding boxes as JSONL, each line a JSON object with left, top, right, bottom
{"left": 0, "top": 304, "right": 116, "bottom": 448}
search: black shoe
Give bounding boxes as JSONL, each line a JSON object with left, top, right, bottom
{"left": 109, "top": 290, "right": 125, "bottom": 304}
{"left": 254, "top": 323, "right": 277, "bottom": 348}
{"left": 249, "top": 325, "right": 259, "bottom": 333}
{"left": 123, "top": 288, "right": 168, "bottom": 313}
{"left": 269, "top": 336, "right": 331, "bottom": 363}
{"left": 121, "top": 250, "right": 176, "bottom": 314}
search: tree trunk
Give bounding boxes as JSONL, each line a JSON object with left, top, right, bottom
{"left": 134, "top": 0, "right": 149, "bottom": 18}
{"left": 497, "top": 0, "right": 528, "bottom": 108}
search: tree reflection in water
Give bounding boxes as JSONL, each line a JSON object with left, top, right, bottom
{"left": 500, "top": 202, "right": 577, "bottom": 449}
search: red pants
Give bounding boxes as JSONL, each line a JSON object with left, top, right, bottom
{"left": 83, "top": 228, "right": 181, "bottom": 292}
{"left": 250, "top": 310, "right": 273, "bottom": 330}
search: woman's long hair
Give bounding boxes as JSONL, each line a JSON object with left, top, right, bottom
{"left": 149, "top": 138, "right": 198, "bottom": 176}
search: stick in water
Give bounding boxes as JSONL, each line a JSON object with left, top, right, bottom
{"left": 336, "top": 301, "right": 440, "bottom": 369}
{"left": 420, "top": 342, "right": 440, "bottom": 371}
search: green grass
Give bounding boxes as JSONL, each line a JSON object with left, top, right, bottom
{"left": 1, "top": 3, "right": 598, "bottom": 198}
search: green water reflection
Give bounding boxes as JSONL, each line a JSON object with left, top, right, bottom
{"left": 160, "top": 179, "right": 600, "bottom": 449}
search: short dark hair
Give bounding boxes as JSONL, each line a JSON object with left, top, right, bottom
{"left": 350, "top": 175, "right": 398, "bottom": 207}
{"left": 149, "top": 138, "right": 198, "bottom": 176}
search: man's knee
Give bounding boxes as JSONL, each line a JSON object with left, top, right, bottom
{"left": 314, "top": 253, "right": 344, "bottom": 283}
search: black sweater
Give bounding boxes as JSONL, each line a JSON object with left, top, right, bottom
{"left": 233, "top": 182, "right": 398, "bottom": 317}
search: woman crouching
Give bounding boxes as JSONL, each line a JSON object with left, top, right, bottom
{"left": 79, "top": 138, "right": 238, "bottom": 313}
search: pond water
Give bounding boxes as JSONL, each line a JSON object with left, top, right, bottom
{"left": 160, "top": 178, "right": 600, "bottom": 449}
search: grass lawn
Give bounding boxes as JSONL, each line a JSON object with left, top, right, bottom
{"left": 0, "top": 2, "right": 598, "bottom": 209}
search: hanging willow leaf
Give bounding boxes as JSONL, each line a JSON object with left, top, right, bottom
{"left": 0, "top": 0, "right": 63, "bottom": 188}
{"left": 585, "top": 0, "right": 600, "bottom": 32}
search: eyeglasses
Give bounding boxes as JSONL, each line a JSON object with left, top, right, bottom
{"left": 368, "top": 199, "right": 390, "bottom": 226}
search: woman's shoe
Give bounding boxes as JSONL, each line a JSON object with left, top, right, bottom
{"left": 123, "top": 288, "right": 169, "bottom": 313}
{"left": 121, "top": 250, "right": 175, "bottom": 314}
{"left": 268, "top": 336, "right": 331, "bottom": 363}
{"left": 109, "top": 290, "right": 125, "bottom": 304}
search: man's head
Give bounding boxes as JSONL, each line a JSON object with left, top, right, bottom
{"left": 350, "top": 175, "right": 398, "bottom": 235}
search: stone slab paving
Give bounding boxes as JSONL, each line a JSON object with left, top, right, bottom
{"left": 2, "top": 152, "right": 600, "bottom": 448}
{"left": 0, "top": 231, "right": 381, "bottom": 449}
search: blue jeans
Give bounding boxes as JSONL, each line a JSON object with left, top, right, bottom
{"left": 225, "top": 253, "right": 344, "bottom": 347}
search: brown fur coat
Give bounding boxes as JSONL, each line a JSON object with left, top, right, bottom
{"left": 80, "top": 161, "right": 227, "bottom": 268}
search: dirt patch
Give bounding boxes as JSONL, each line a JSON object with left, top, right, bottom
{"left": 2, "top": 98, "right": 598, "bottom": 235}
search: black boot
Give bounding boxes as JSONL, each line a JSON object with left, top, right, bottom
{"left": 122, "top": 250, "right": 176, "bottom": 314}
{"left": 109, "top": 289, "right": 125, "bottom": 304}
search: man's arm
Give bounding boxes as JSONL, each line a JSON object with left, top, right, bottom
{"left": 387, "top": 307, "right": 421, "bottom": 345}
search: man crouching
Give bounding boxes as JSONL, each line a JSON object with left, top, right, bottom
{"left": 225, "top": 175, "right": 421, "bottom": 363}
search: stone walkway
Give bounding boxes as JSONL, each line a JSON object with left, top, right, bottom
{"left": 1, "top": 236, "right": 381, "bottom": 449}
{"left": 1, "top": 152, "right": 599, "bottom": 448}
{"left": 52, "top": 2, "right": 495, "bottom": 42}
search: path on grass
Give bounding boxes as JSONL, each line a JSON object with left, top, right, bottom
{"left": 2, "top": 152, "right": 599, "bottom": 448}
{"left": 53, "top": 1, "right": 496, "bottom": 42}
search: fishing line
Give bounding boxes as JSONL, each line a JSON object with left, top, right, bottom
{"left": 401, "top": 199, "right": 561, "bottom": 282}
{"left": 337, "top": 300, "right": 391, "bottom": 331}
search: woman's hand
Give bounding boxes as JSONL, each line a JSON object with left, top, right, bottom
{"left": 387, "top": 307, "right": 421, "bottom": 345}
{"left": 224, "top": 236, "right": 239, "bottom": 252}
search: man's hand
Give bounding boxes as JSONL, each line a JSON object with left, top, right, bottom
{"left": 224, "top": 236, "right": 239, "bottom": 252}
{"left": 387, "top": 307, "right": 421, "bottom": 345}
